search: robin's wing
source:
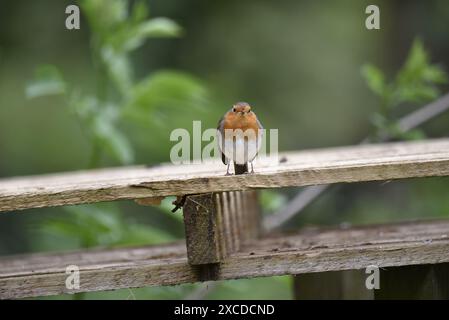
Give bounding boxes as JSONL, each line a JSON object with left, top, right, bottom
{"left": 216, "top": 115, "right": 225, "bottom": 130}
{"left": 256, "top": 116, "right": 263, "bottom": 130}
{"left": 221, "top": 150, "right": 228, "bottom": 165}
{"left": 255, "top": 116, "right": 264, "bottom": 155}
{"left": 217, "top": 115, "right": 228, "bottom": 165}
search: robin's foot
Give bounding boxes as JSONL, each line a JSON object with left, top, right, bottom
{"left": 225, "top": 172, "right": 232, "bottom": 176}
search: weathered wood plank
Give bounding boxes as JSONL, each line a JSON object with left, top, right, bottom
{"left": 1, "top": 138, "right": 449, "bottom": 213}
{"left": 183, "top": 193, "right": 223, "bottom": 264}
{"left": 183, "top": 191, "right": 260, "bottom": 265}
{"left": 2, "top": 219, "right": 449, "bottom": 299}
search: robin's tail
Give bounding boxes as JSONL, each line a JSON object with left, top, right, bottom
{"left": 234, "top": 163, "right": 248, "bottom": 175}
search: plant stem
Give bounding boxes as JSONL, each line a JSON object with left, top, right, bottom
{"left": 88, "top": 141, "right": 102, "bottom": 169}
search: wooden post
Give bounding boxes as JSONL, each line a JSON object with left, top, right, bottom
{"left": 183, "top": 191, "right": 261, "bottom": 272}
{"left": 294, "top": 270, "right": 374, "bottom": 300}
{"left": 295, "top": 264, "right": 449, "bottom": 299}
{"left": 375, "top": 263, "right": 449, "bottom": 299}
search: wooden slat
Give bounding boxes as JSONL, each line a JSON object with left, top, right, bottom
{"left": 183, "top": 193, "right": 223, "bottom": 264}
{"left": 2, "top": 219, "right": 449, "bottom": 299}
{"left": 1, "top": 138, "right": 449, "bottom": 213}
{"left": 183, "top": 191, "right": 260, "bottom": 265}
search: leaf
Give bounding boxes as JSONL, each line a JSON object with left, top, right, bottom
{"left": 131, "top": 0, "right": 149, "bottom": 24}
{"left": 40, "top": 203, "right": 123, "bottom": 247}
{"left": 121, "top": 18, "right": 182, "bottom": 52}
{"left": 402, "top": 39, "right": 428, "bottom": 76}
{"left": 259, "top": 190, "right": 287, "bottom": 213}
{"left": 65, "top": 204, "right": 122, "bottom": 231}
{"left": 361, "top": 64, "right": 385, "bottom": 97}
{"left": 422, "top": 65, "right": 448, "bottom": 84}
{"left": 386, "top": 124, "right": 427, "bottom": 141}
{"left": 396, "top": 84, "right": 439, "bottom": 103}
{"left": 41, "top": 220, "right": 84, "bottom": 238}
{"left": 79, "top": 0, "right": 128, "bottom": 37}
{"left": 135, "top": 17, "right": 181, "bottom": 37}
{"left": 92, "top": 116, "right": 134, "bottom": 164}
{"left": 68, "top": 94, "right": 98, "bottom": 119}
{"left": 399, "top": 128, "right": 427, "bottom": 141}
{"left": 25, "top": 65, "right": 66, "bottom": 99}
{"left": 101, "top": 46, "right": 133, "bottom": 96}
{"left": 69, "top": 97, "right": 131, "bottom": 166}
{"left": 124, "top": 70, "right": 208, "bottom": 124}
{"left": 40, "top": 202, "right": 176, "bottom": 249}
{"left": 118, "top": 224, "right": 175, "bottom": 246}
{"left": 394, "top": 39, "right": 447, "bottom": 105}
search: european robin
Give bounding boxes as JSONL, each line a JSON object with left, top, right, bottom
{"left": 217, "top": 102, "right": 263, "bottom": 175}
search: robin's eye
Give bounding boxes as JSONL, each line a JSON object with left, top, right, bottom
{"left": 232, "top": 108, "right": 236, "bottom": 112}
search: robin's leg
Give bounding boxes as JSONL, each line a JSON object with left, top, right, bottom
{"left": 225, "top": 161, "right": 232, "bottom": 176}
{"left": 250, "top": 161, "right": 254, "bottom": 174}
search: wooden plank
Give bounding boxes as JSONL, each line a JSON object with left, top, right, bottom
{"left": 1, "top": 139, "right": 449, "bottom": 212}
{"left": 375, "top": 263, "right": 449, "bottom": 299}
{"left": 2, "top": 219, "right": 449, "bottom": 299}
{"left": 182, "top": 191, "right": 260, "bottom": 265}
{"left": 183, "top": 193, "right": 223, "bottom": 264}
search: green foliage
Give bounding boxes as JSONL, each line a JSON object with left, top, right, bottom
{"left": 25, "top": 65, "right": 66, "bottom": 98}
{"left": 259, "top": 190, "right": 287, "bottom": 214}
{"left": 362, "top": 38, "right": 448, "bottom": 140}
{"left": 24, "top": 0, "right": 208, "bottom": 300}
{"left": 78, "top": 0, "right": 181, "bottom": 97}
{"left": 124, "top": 70, "right": 207, "bottom": 126}
{"left": 40, "top": 203, "right": 175, "bottom": 248}
{"left": 361, "top": 64, "right": 385, "bottom": 97}
{"left": 25, "top": 0, "right": 206, "bottom": 167}
{"left": 160, "top": 196, "right": 184, "bottom": 222}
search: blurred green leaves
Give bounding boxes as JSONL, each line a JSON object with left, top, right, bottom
{"left": 259, "top": 190, "right": 287, "bottom": 214}
{"left": 362, "top": 38, "right": 448, "bottom": 140}
{"left": 124, "top": 70, "right": 207, "bottom": 126}
{"left": 79, "top": 0, "right": 181, "bottom": 97}
{"left": 80, "top": 0, "right": 181, "bottom": 51}
{"left": 25, "top": 65, "right": 67, "bottom": 99}
{"left": 79, "top": 0, "right": 128, "bottom": 38}
{"left": 91, "top": 114, "right": 134, "bottom": 164}
{"left": 40, "top": 203, "right": 175, "bottom": 248}
{"left": 24, "top": 0, "right": 206, "bottom": 276}
{"left": 361, "top": 64, "right": 385, "bottom": 97}
{"left": 26, "top": 0, "right": 206, "bottom": 167}
{"left": 116, "top": 18, "right": 181, "bottom": 52}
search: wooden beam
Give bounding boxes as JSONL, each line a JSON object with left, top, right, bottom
{"left": 2, "top": 219, "right": 449, "bottom": 299}
{"left": 183, "top": 191, "right": 260, "bottom": 265}
{"left": 1, "top": 138, "right": 449, "bottom": 213}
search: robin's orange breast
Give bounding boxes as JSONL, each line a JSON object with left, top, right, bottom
{"left": 222, "top": 112, "right": 260, "bottom": 135}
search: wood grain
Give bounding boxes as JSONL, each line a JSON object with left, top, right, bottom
{"left": 1, "top": 139, "right": 449, "bottom": 213}
{"left": 183, "top": 191, "right": 260, "bottom": 265}
{"left": 2, "top": 219, "right": 449, "bottom": 299}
